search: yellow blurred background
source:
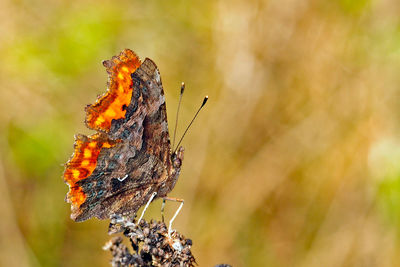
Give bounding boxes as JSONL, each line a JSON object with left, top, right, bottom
{"left": 1, "top": 0, "right": 400, "bottom": 266}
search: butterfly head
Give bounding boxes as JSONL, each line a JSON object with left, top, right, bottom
{"left": 172, "top": 146, "right": 184, "bottom": 169}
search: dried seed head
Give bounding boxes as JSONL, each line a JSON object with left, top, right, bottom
{"left": 105, "top": 218, "right": 197, "bottom": 266}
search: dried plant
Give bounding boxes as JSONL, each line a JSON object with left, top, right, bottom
{"left": 103, "top": 215, "right": 197, "bottom": 267}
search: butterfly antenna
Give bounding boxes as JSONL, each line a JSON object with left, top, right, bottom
{"left": 172, "top": 82, "right": 185, "bottom": 149}
{"left": 173, "top": 96, "right": 208, "bottom": 154}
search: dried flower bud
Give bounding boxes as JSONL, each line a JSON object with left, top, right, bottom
{"left": 143, "top": 227, "right": 150, "bottom": 236}
{"left": 143, "top": 244, "right": 151, "bottom": 253}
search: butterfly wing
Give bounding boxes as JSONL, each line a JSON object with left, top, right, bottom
{"left": 64, "top": 50, "right": 173, "bottom": 222}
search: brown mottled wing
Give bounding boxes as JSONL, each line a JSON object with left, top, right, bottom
{"left": 64, "top": 49, "right": 141, "bottom": 218}
{"left": 69, "top": 58, "right": 173, "bottom": 222}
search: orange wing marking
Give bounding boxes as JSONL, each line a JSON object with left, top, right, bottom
{"left": 63, "top": 134, "right": 118, "bottom": 207}
{"left": 85, "top": 49, "right": 142, "bottom": 132}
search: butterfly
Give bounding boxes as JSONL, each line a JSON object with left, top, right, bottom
{"left": 63, "top": 49, "right": 187, "bottom": 222}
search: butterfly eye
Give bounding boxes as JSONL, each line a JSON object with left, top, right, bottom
{"left": 173, "top": 157, "right": 182, "bottom": 168}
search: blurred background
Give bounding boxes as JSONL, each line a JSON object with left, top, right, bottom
{"left": 1, "top": 0, "right": 400, "bottom": 266}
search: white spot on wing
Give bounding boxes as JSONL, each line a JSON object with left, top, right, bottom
{"left": 117, "top": 174, "right": 128, "bottom": 182}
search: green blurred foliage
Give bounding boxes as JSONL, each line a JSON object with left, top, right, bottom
{"left": 1, "top": 0, "right": 400, "bottom": 266}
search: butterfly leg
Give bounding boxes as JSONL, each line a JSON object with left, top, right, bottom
{"left": 136, "top": 192, "right": 157, "bottom": 225}
{"left": 162, "top": 197, "right": 184, "bottom": 237}
{"left": 161, "top": 198, "right": 166, "bottom": 222}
